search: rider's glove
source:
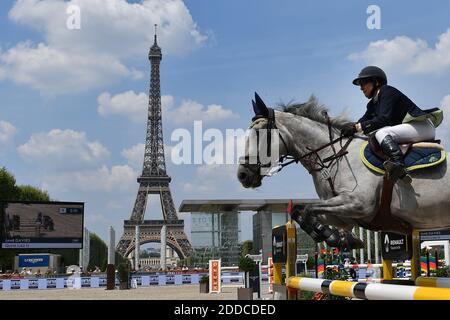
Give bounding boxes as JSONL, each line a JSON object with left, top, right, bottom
{"left": 340, "top": 122, "right": 357, "bottom": 137}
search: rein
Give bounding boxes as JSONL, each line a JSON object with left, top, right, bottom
{"left": 250, "top": 108, "right": 354, "bottom": 196}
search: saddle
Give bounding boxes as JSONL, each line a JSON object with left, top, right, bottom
{"left": 368, "top": 134, "right": 442, "bottom": 161}
{"left": 360, "top": 135, "right": 446, "bottom": 235}
{"left": 362, "top": 135, "right": 446, "bottom": 175}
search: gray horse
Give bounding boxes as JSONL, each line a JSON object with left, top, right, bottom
{"left": 237, "top": 93, "right": 450, "bottom": 250}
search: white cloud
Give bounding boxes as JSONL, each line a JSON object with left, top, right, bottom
{"left": 161, "top": 95, "right": 175, "bottom": 112}
{"left": 98, "top": 91, "right": 148, "bottom": 122}
{"left": 349, "top": 29, "right": 450, "bottom": 75}
{"left": 9, "top": 0, "right": 207, "bottom": 57}
{"left": 169, "top": 100, "right": 237, "bottom": 124}
{"left": 441, "top": 95, "right": 450, "bottom": 109}
{"left": 17, "top": 129, "right": 110, "bottom": 171}
{"left": 0, "top": 42, "right": 142, "bottom": 94}
{"left": 97, "top": 91, "right": 175, "bottom": 123}
{"left": 0, "top": 120, "right": 17, "bottom": 145}
{"left": 2, "top": 0, "right": 208, "bottom": 94}
{"left": 85, "top": 213, "right": 115, "bottom": 231}
{"left": 98, "top": 91, "right": 236, "bottom": 124}
{"left": 122, "top": 142, "right": 173, "bottom": 170}
{"left": 122, "top": 143, "right": 145, "bottom": 169}
{"left": 436, "top": 94, "right": 450, "bottom": 142}
{"left": 182, "top": 164, "right": 239, "bottom": 194}
{"left": 41, "top": 165, "right": 136, "bottom": 193}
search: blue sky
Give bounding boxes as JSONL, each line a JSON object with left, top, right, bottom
{"left": 1, "top": 0, "right": 450, "bottom": 246}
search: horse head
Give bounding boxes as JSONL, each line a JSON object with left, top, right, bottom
{"left": 237, "top": 92, "right": 290, "bottom": 188}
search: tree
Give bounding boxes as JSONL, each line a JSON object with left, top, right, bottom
{"left": 0, "top": 168, "right": 52, "bottom": 271}
{"left": 0, "top": 167, "right": 18, "bottom": 201}
{"left": 240, "top": 240, "right": 253, "bottom": 256}
{"left": 238, "top": 256, "right": 256, "bottom": 288}
{"left": 88, "top": 233, "right": 108, "bottom": 271}
{"left": 0, "top": 167, "right": 50, "bottom": 202}
{"left": 17, "top": 185, "right": 50, "bottom": 202}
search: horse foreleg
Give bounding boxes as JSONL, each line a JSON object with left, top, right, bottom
{"left": 302, "top": 193, "right": 372, "bottom": 220}
{"left": 290, "top": 194, "right": 370, "bottom": 250}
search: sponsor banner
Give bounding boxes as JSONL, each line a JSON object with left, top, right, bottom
{"left": 38, "top": 279, "right": 47, "bottom": 290}
{"left": 222, "top": 272, "right": 244, "bottom": 284}
{"left": 2, "top": 280, "right": 11, "bottom": 291}
{"left": 190, "top": 274, "right": 199, "bottom": 284}
{"left": 0, "top": 273, "right": 211, "bottom": 291}
{"left": 209, "top": 260, "right": 221, "bottom": 293}
{"left": 20, "top": 279, "right": 29, "bottom": 290}
{"left": 19, "top": 255, "right": 50, "bottom": 268}
{"left": 90, "top": 277, "right": 100, "bottom": 288}
{"left": 420, "top": 229, "right": 450, "bottom": 241}
{"left": 165, "top": 275, "right": 175, "bottom": 285}
{"left": 3, "top": 243, "right": 82, "bottom": 249}
{"left": 182, "top": 275, "right": 191, "bottom": 284}
{"left": 141, "top": 276, "right": 150, "bottom": 287}
{"left": 268, "top": 257, "right": 273, "bottom": 293}
{"left": 56, "top": 278, "right": 65, "bottom": 289}
{"left": 10, "top": 280, "right": 20, "bottom": 290}
{"left": 29, "top": 279, "right": 39, "bottom": 289}
{"left": 149, "top": 275, "right": 159, "bottom": 285}
{"left": 174, "top": 275, "right": 182, "bottom": 285}
{"left": 381, "top": 232, "right": 413, "bottom": 260}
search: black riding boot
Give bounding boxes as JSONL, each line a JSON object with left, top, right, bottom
{"left": 380, "top": 135, "right": 408, "bottom": 181}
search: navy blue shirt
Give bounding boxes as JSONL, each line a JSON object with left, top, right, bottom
{"left": 358, "top": 85, "right": 439, "bottom": 134}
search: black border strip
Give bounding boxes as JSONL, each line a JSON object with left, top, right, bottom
{"left": 353, "top": 282, "right": 368, "bottom": 300}
{"left": 321, "top": 280, "right": 332, "bottom": 295}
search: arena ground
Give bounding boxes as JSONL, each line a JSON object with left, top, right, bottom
{"left": 0, "top": 284, "right": 273, "bottom": 300}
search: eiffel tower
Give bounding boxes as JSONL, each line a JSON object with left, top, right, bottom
{"left": 116, "top": 29, "right": 193, "bottom": 260}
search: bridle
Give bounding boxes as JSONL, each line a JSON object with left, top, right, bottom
{"left": 240, "top": 108, "right": 354, "bottom": 196}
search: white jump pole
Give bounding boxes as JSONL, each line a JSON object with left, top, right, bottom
{"left": 359, "top": 227, "right": 364, "bottom": 264}
{"left": 374, "top": 231, "right": 380, "bottom": 264}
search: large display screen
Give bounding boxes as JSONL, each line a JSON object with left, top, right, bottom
{"left": 1, "top": 201, "right": 84, "bottom": 249}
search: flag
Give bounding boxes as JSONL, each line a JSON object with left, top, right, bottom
{"left": 287, "top": 199, "right": 293, "bottom": 215}
{"left": 317, "top": 259, "right": 325, "bottom": 278}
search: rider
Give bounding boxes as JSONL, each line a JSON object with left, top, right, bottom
{"left": 341, "top": 66, "right": 443, "bottom": 180}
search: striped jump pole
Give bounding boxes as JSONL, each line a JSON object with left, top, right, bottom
{"left": 416, "top": 277, "right": 450, "bottom": 289}
{"left": 287, "top": 277, "right": 450, "bottom": 300}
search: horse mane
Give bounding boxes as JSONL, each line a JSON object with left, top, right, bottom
{"left": 280, "top": 95, "right": 352, "bottom": 130}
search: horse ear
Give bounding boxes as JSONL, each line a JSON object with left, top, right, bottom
{"left": 254, "top": 92, "right": 269, "bottom": 117}
{"left": 252, "top": 100, "right": 258, "bottom": 115}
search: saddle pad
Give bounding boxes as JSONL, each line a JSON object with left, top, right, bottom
{"left": 359, "top": 141, "right": 446, "bottom": 174}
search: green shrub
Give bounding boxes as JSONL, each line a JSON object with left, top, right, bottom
{"left": 199, "top": 275, "right": 209, "bottom": 284}
{"left": 117, "top": 262, "right": 130, "bottom": 282}
{"left": 238, "top": 256, "right": 255, "bottom": 273}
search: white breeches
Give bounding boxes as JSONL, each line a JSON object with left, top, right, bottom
{"left": 375, "top": 119, "right": 436, "bottom": 144}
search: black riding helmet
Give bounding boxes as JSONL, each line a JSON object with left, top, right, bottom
{"left": 352, "top": 66, "right": 387, "bottom": 86}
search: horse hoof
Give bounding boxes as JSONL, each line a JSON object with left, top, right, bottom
{"left": 324, "top": 229, "right": 341, "bottom": 247}
{"left": 341, "top": 232, "right": 364, "bottom": 250}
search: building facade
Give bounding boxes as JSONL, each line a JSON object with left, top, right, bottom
{"left": 190, "top": 212, "right": 241, "bottom": 266}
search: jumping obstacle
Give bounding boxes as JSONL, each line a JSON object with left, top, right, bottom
{"left": 208, "top": 259, "right": 270, "bottom": 294}
{"left": 286, "top": 277, "right": 450, "bottom": 300}
{"left": 415, "top": 276, "right": 450, "bottom": 288}
{"left": 272, "top": 220, "right": 450, "bottom": 300}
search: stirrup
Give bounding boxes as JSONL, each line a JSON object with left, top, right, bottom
{"left": 383, "top": 160, "right": 409, "bottom": 182}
